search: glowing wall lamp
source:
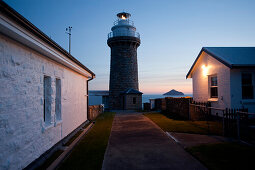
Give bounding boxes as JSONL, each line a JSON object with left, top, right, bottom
{"left": 202, "top": 65, "right": 209, "bottom": 76}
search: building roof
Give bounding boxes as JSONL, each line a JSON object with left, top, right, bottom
{"left": 0, "top": 1, "right": 95, "bottom": 77}
{"left": 89, "top": 90, "right": 109, "bottom": 96}
{"left": 121, "top": 88, "right": 143, "bottom": 94}
{"left": 186, "top": 47, "right": 255, "bottom": 78}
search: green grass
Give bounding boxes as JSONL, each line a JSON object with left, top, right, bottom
{"left": 63, "top": 122, "right": 91, "bottom": 146}
{"left": 144, "top": 112, "right": 222, "bottom": 135}
{"left": 186, "top": 142, "right": 255, "bottom": 170}
{"left": 63, "top": 129, "right": 83, "bottom": 146}
{"left": 58, "top": 112, "right": 115, "bottom": 170}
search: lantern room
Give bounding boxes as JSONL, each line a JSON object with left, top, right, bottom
{"left": 117, "top": 12, "right": 131, "bottom": 20}
{"left": 108, "top": 12, "right": 140, "bottom": 39}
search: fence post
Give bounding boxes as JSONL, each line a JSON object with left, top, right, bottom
{"left": 223, "top": 109, "right": 226, "bottom": 136}
{"left": 237, "top": 111, "right": 240, "bottom": 140}
{"left": 188, "top": 100, "right": 190, "bottom": 120}
{"left": 206, "top": 103, "right": 210, "bottom": 134}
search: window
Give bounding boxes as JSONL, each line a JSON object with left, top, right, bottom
{"left": 210, "top": 76, "right": 218, "bottom": 98}
{"left": 242, "top": 73, "right": 253, "bottom": 99}
{"left": 133, "top": 97, "right": 136, "bottom": 104}
{"left": 43, "top": 76, "right": 52, "bottom": 125}
{"left": 55, "top": 78, "right": 61, "bottom": 121}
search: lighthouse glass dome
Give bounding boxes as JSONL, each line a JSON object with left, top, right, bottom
{"left": 108, "top": 12, "right": 140, "bottom": 39}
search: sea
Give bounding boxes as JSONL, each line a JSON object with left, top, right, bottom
{"left": 142, "top": 94, "right": 193, "bottom": 103}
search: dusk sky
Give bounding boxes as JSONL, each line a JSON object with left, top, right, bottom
{"left": 5, "top": 0, "right": 255, "bottom": 94}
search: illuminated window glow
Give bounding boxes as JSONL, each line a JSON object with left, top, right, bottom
{"left": 202, "top": 65, "right": 208, "bottom": 76}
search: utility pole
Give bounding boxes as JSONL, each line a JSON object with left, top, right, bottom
{"left": 65, "top": 26, "right": 72, "bottom": 54}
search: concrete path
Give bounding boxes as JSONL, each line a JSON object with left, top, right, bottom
{"left": 102, "top": 113, "right": 207, "bottom": 170}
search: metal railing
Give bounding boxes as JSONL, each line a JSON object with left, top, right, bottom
{"left": 190, "top": 101, "right": 255, "bottom": 143}
{"left": 108, "top": 31, "right": 140, "bottom": 39}
{"left": 113, "top": 19, "right": 134, "bottom": 26}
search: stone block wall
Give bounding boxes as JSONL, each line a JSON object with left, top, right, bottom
{"left": 154, "top": 98, "right": 166, "bottom": 111}
{"left": 143, "top": 103, "right": 150, "bottom": 111}
{"left": 88, "top": 105, "right": 104, "bottom": 121}
{"left": 124, "top": 94, "right": 142, "bottom": 110}
{"left": 0, "top": 34, "right": 88, "bottom": 169}
{"left": 165, "top": 97, "right": 191, "bottom": 119}
{"left": 108, "top": 37, "right": 140, "bottom": 110}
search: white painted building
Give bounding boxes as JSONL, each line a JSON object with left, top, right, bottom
{"left": 187, "top": 47, "right": 255, "bottom": 112}
{"left": 0, "top": 2, "right": 95, "bottom": 169}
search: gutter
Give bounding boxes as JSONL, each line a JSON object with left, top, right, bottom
{"left": 87, "top": 75, "right": 95, "bottom": 120}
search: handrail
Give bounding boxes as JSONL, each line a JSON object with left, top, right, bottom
{"left": 113, "top": 19, "right": 134, "bottom": 26}
{"left": 108, "top": 31, "right": 140, "bottom": 39}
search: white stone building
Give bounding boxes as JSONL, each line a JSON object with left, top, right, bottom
{"left": 0, "top": 1, "right": 95, "bottom": 169}
{"left": 186, "top": 47, "right": 255, "bottom": 112}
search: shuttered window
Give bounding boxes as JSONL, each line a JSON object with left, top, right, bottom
{"left": 43, "top": 76, "right": 52, "bottom": 125}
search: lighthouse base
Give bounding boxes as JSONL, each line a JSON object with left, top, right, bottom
{"left": 109, "top": 88, "right": 143, "bottom": 110}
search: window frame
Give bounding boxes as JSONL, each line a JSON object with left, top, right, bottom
{"left": 55, "top": 78, "right": 62, "bottom": 121}
{"left": 133, "top": 97, "right": 136, "bottom": 104}
{"left": 242, "top": 72, "right": 254, "bottom": 99}
{"left": 209, "top": 75, "right": 218, "bottom": 99}
{"left": 43, "top": 75, "right": 52, "bottom": 126}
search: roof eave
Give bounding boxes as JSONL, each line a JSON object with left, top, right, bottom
{"left": 202, "top": 47, "right": 232, "bottom": 68}
{"left": 186, "top": 47, "right": 235, "bottom": 79}
{"left": 232, "top": 65, "right": 255, "bottom": 68}
{"left": 0, "top": 1, "right": 95, "bottom": 77}
{"left": 186, "top": 49, "right": 204, "bottom": 79}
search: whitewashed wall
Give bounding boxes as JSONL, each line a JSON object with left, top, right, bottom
{"left": 230, "top": 69, "right": 255, "bottom": 112}
{"left": 0, "top": 34, "right": 88, "bottom": 169}
{"left": 191, "top": 52, "right": 231, "bottom": 109}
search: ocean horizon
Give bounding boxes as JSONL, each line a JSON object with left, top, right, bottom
{"left": 142, "top": 94, "right": 193, "bottom": 103}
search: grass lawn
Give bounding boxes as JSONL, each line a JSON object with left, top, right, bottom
{"left": 58, "top": 112, "right": 115, "bottom": 170}
{"left": 186, "top": 142, "right": 255, "bottom": 170}
{"left": 144, "top": 112, "right": 222, "bottom": 135}
{"left": 63, "top": 129, "right": 83, "bottom": 146}
{"left": 63, "top": 122, "right": 91, "bottom": 146}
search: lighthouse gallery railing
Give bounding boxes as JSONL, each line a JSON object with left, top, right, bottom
{"left": 108, "top": 31, "right": 140, "bottom": 39}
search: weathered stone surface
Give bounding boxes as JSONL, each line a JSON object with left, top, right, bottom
{"left": 108, "top": 36, "right": 141, "bottom": 110}
{"left": 123, "top": 94, "right": 142, "bottom": 110}
{"left": 88, "top": 105, "right": 104, "bottom": 120}
{"left": 0, "top": 34, "right": 88, "bottom": 169}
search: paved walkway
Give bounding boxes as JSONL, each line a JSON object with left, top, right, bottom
{"left": 102, "top": 113, "right": 207, "bottom": 170}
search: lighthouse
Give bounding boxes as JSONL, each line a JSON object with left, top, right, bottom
{"left": 107, "top": 12, "right": 142, "bottom": 110}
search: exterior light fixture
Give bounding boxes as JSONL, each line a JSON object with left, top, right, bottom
{"left": 202, "top": 65, "right": 208, "bottom": 76}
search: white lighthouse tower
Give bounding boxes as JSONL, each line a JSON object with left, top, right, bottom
{"left": 107, "top": 12, "right": 142, "bottom": 110}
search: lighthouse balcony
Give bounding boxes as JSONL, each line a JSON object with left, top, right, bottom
{"left": 108, "top": 31, "right": 140, "bottom": 39}
{"left": 113, "top": 19, "right": 134, "bottom": 26}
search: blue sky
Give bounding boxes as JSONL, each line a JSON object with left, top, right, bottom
{"left": 4, "top": 0, "right": 255, "bottom": 94}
